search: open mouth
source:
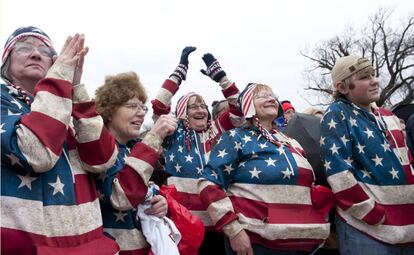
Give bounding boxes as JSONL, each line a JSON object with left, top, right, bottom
{"left": 192, "top": 115, "right": 206, "bottom": 120}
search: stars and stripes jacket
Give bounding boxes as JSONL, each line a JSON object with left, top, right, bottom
{"left": 95, "top": 140, "right": 161, "bottom": 255}
{"left": 1, "top": 77, "right": 119, "bottom": 254}
{"left": 197, "top": 127, "right": 330, "bottom": 251}
{"left": 320, "top": 97, "right": 414, "bottom": 245}
{"left": 151, "top": 78, "right": 243, "bottom": 227}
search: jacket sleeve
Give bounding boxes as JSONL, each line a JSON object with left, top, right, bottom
{"left": 71, "top": 84, "right": 117, "bottom": 173}
{"left": 151, "top": 78, "right": 180, "bottom": 122}
{"left": 210, "top": 77, "right": 244, "bottom": 139}
{"left": 98, "top": 136, "right": 160, "bottom": 211}
{"left": 320, "top": 108, "right": 385, "bottom": 225}
{"left": 1, "top": 78, "right": 73, "bottom": 173}
{"left": 198, "top": 131, "right": 244, "bottom": 238}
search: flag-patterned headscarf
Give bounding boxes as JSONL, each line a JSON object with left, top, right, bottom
{"left": 237, "top": 83, "right": 283, "bottom": 119}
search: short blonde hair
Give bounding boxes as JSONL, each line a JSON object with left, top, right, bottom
{"left": 95, "top": 71, "right": 147, "bottom": 123}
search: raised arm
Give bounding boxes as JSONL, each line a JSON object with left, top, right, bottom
{"left": 151, "top": 46, "right": 196, "bottom": 121}
{"left": 200, "top": 53, "right": 243, "bottom": 134}
{"left": 1, "top": 34, "right": 86, "bottom": 173}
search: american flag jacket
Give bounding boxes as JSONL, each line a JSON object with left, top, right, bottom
{"left": 1, "top": 78, "right": 119, "bottom": 254}
{"left": 151, "top": 78, "right": 242, "bottom": 227}
{"left": 96, "top": 140, "right": 160, "bottom": 255}
{"left": 197, "top": 127, "right": 330, "bottom": 251}
{"left": 320, "top": 97, "right": 414, "bottom": 245}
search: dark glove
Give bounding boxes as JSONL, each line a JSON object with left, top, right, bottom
{"left": 169, "top": 46, "right": 196, "bottom": 85}
{"left": 200, "top": 53, "right": 226, "bottom": 82}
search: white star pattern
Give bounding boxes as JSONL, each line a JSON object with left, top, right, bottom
{"left": 352, "top": 109, "right": 360, "bottom": 116}
{"left": 319, "top": 136, "right": 325, "bottom": 146}
{"left": 98, "top": 191, "right": 105, "bottom": 200}
{"left": 259, "top": 143, "right": 268, "bottom": 149}
{"left": 329, "top": 143, "right": 340, "bottom": 155}
{"left": 7, "top": 109, "right": 20, "bottom": 116}
{"left": 234, "top": 142, "right": 242, "bottom": 151}
{"left": 6, "top": 153, "right": 23, "bottom": 167}
{"left": 178, "top": 145, "right": 184, "bottom": 153}
{"left": 10, "top": 98, "right": 22, "bottom": 109}
{"left": 242, "top": 135, "right": 252, "bottom": 143}
{"left": 174, "top": 163, "right": 182, "bottom": 173}
{"left": 217, "top": 149, "right": 228, "bottom": 158}
{"left": 372, "top": 154, "right": 383, "bottom": 166}
{"left": 277, "top": 146, "right": 285, "bottom": 155}
{"left": 0, "top": 123, "right": 5, "bottom": 134}
{"left": 239, "top": 161, "right": 246, "bottom": 167}
{"left": 349, "top": 117, "right": 358, "bottom": 127}
{"left": 345, "top": 157, "right": 353, "bottom": 166}
{"left": 169, "top": 153, "right": 175, "bottom": 162}
{"left": 324, "top": 160, "right": 331, "bottom": 171}
{"left": 356, "top": 143, "right": 365, "bottom": 154}
{"left": 196, "top": 167, "right": 203, "bottom": 175}
{"left": 249, "top": 131, "right": 257, "bottom": 136}
{"left": 216, "top": 137, "right": 223, "bottom": 144}
{"left": 249, "top": 167, "right": 261, "bottom": 179}
{"left": 389, "top": 168, "right": 399, "bottom": 179}
{"left": 251, "top": 151, "right": 258, "bottom": 158}
{"left": 185, "top": 154, "right": 193, "bottom": 162}
{"left": 282, "top": 168, "right": 293, "bottom": 179}
{"left": 210, "top": 170, "right": 218, "bottom": 179}
{"left": 265, "top": 157, "right": 276, "bottom": 167}
{"left": 340, "top": 135, "right": 350, "bottom": 144}
{"left": 364, "top": 128, "right": 374, "bottom": 139}
{"left": 381, "top": 141, "right": 391, "bottom": 152}
{"left": 17, "top": 173, "right": 37, "bottom": 190}
{"left": 223, "top": 164, "right": 234, "bottom": 174}
{"left": 114, "top": 211, "right": 127, "bottom": 222}
{"left": 327, "top": 119, "right": 337, "bottom": 130}
{"left": 361, "top": 169, "right": 372, "bottom": 179}
{"left": 229, "top": 130, "right": 236, "bottom": 137}
{"left": 48, "top": 176, "right": 65, "bottom": 196}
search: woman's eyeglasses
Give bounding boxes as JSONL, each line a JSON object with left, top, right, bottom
{"left": 123, "top": 103, "right": 148, "bottom": 113}
{"left": 187, "top": 104, "right": 208, "bottom": 111}
{"left": 13, "top": 42, "right": 55, "bottom": 58}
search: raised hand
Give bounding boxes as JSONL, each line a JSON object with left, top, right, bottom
{"left": 50, "top": 34, "right": 88, "bottom": 84}
{"left": 200, "top": 53, "right": 226, "bottom": 82}
{"left": 169, "top": 46, "right": 196, "bottom": 85}
{"left": 73, "top": 34, "right": 89, "bottom": 85}
{"left": 150, "top": 114, "right": 178, "bottom": 140}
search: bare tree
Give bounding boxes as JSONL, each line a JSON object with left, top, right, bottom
{"left": 301, "top": 8, "right": 414, "bottom": 108}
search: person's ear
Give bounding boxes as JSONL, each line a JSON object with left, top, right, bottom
{"left": 336, "top": 81, "right": 349, "bottom": 96}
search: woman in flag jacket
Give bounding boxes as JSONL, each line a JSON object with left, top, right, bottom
{"left": 94, "top": 71, "right": 178, "bottom": 254}
{"left": 197, "top": 83, "right": 331, "bottom": 255}
{"left": 151, "top": 47, "right": 243, "bottom": 254}
{"left": 1, "top": 27, "right": 119, "bottom": 254}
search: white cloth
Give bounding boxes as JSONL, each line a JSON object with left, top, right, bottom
{"left": 137, "top": 184, "right": 181, "bottom": 255}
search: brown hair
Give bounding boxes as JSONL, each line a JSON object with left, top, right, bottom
{"left": 95, "top": 71, "right": 147, "bottom": 123}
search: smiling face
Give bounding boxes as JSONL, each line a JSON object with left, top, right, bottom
{"left": 253, "top": 85, "right": 280, "bottom": 123}
{"left": 9, "top": 37, "right": 53, "bottom": 90}
{"left": 107, "top": 97, "right": 147, "bottom": 144}
{"left": 187, "top": 95, "right": 209, "bottom": 131}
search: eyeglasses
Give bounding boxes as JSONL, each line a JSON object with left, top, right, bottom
{"left": 187, "top": 104, "right": 208, "bottom": 111}
{"left": 13, "top": 42, "right": 55, "bottom": 58}
{"left": 123, "top": 103, "right": 148, "bottom": 113}
{"left": 254, "top": 92, "right": 279, "bottom": 101}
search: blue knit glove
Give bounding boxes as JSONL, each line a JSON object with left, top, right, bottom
{"left": 169, "top": 46, "right": 196, "bottom": 84}
{"left": 200, "top": 53, "right": 226, "bottom": 82}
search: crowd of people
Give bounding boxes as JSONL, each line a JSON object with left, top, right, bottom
{"left": 1, "top": 26, "right": 413, "bottom": 255}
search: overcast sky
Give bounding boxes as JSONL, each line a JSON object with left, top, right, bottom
{"left": 1, "top": 0, "right": 413, "bottom": 126}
